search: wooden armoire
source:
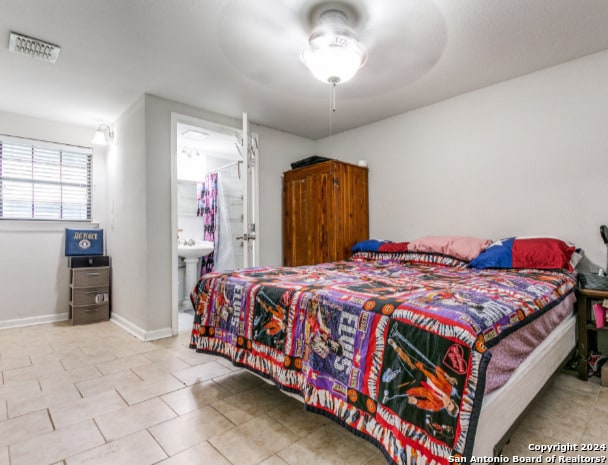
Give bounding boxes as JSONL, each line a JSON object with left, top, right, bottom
{"left": 283, "top": 159, "right": 369, "bottom": 266}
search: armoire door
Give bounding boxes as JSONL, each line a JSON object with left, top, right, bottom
{"left": 283, "top": 163, "right": 336, "bottom": 266}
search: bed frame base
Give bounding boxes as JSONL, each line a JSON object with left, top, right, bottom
{"left": 473, "top": 314, "right": 576, "bottom": 456}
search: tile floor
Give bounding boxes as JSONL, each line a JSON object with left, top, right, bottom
{"left": 1, "top": 319, "right": 607, "bottom": 465}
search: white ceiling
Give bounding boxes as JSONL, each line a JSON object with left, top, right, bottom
{"left": 1, "top": 0, "right": 608, "bottom": 140}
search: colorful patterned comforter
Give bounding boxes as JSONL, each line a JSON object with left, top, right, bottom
{"left": 189, "top": 252, "right": 576, "bottom": 465}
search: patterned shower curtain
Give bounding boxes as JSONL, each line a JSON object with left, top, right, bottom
{"left": 197, "top": 172, "right": 218, "bottom": 276}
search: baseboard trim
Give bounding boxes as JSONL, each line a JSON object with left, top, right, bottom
{"left": 110, "top": 313, "right": 173, "bottom": 341}
{"left": 0, "top": 312, "right": 70, "bottom": 330}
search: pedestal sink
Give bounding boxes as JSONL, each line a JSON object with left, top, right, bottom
{"left": 178, "top": 241, "right": 214, "bottom": 308}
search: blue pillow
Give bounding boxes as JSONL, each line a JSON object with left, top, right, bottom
{"left": 352, "top": 239, "right": 385, "bottom": 252}
{"left": 468, "top": 238, "right": 515, "bottom": 269}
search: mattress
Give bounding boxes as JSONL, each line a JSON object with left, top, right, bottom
{"left": 484, "top": 292, "right": 575, "bottom": 393}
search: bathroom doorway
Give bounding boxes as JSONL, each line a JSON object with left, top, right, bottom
{"left": 171, "top": 113, "right": 259, "bottom": 334}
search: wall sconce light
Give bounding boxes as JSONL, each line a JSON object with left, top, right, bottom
{"left": 91, "top": 124, "right": 115, "bottom": 145}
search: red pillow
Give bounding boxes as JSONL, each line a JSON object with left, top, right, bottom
{"left": 378, "top": 242, "right": 409, "bottom": 253}
{"left": 512, "top": 238, "right": 575, "bottom": 271}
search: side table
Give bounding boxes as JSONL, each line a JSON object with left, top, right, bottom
{"left": 577, "top": 287, "right": 608, "bottom": 380}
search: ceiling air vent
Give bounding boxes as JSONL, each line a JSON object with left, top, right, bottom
{"left": 8, "top": 32, "right": 61, "bottom": 63}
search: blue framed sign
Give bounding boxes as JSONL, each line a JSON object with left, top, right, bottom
{"left": 65, "top": 228, "right": 104, "bottom": 256}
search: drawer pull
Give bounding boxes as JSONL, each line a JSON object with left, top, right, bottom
{"left": 86, "top": 272, "right": 101, "bottom": 276}
{"left": 83, "top": 308, "right": 100, "bottom": 313}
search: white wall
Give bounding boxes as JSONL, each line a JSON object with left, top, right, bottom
{"left": 0, "top": 111, "right": 106, "bottom": 327}
{"left": 105, "top": 97, "right": 148, "bottom": 332}
{"left": 106, "top": 94, "right": 315, "bottom": 338}
{"left": 254, "top": 126, "right": 317, "bottom": 266}
{"left": 316, "top": 49, "right": 608, "bottom": 268}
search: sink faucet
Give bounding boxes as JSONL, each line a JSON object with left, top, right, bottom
{"left": 187, "top": 238, "right": 195, "bottom": 246}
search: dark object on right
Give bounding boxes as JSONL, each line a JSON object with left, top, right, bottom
{"left": 290, "top": 155, "right": 332, "bottom": 170}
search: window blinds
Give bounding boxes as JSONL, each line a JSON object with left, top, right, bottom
{"left": 0, "top": 135, "right": 92, "bottom": 220}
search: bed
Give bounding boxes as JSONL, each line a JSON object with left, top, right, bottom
{"left": 189, "top": 244, "right": 577, "bottom": 465}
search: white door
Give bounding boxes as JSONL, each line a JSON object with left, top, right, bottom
{"left": 239, "top": 113, "right": 259, "bottom": 268}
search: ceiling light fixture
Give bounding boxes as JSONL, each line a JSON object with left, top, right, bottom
{"left": 91, "top": 124, "right": 115, "bottom": 145}
{"left": 301, "top": 8, "right": 367, "bottom": 86}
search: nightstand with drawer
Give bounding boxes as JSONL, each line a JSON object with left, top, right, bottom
{"left": 69, "top": 256, "right": 111, "bottom": 325}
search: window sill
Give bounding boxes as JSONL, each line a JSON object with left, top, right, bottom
{"left": 0, "top": 220, "right": 100, "bottom": 233}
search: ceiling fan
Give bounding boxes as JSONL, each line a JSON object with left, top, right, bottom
{"left": 216, "top": 0, "right": 447, "bottom": 98}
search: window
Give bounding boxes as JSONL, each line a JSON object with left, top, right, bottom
{"left": 0, "top": 135, "right": 92, "bottom": 221}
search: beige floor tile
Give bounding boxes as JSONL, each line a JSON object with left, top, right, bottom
{"left": 95, "top": 397, "right": 177, "bottom": 441}
{"left": 75, "top": 369, "right": 142, "bottom": 397}
{"left": 148, "top": 405, "right": 235, "bottom": 456}
{"left": 155, "top": 441, "right": 231, "bottom": 465}
{"left": 130, "top": 355, "right": 191, "bottom": 381}
{"left": 215, "top": 356, "right": 243, "bottom": 372}
{"left": 171, "top": 346, "right": 219, "bottom": 366}
{"left": 9, "top": 420, "right": 105, "bottom": 465}
{"left": 0, "top": 400, "right": 6, "bottom": 421}
{"left": 2, "top": 358, "right": 63, "bottom": 383}
{"left": 171, "top": 360, "right": 233, "bottom": 386}
{"left": 581, "top": 422, "right": 608, "bottom": 444}
{"left": 258, "top": 457, "right": 291, "bottom": 465}
{"left": 0, "top": 409, "right": 53, "bottom": 448}
{"left": 211, "top": 383, "right": 294, "bottom": 425}
{"left": 517, "top": 416, "right": 585, "bottom": 444}
{"left": 533, "top": 382, "right": 597, "bottom": 414}
{"left": 95, "top": 353, "right": 152, "bottom": 375}
{"left": 0, "top": 377, "right": 41, "bottom": 401}
{"left": 39, "top": 365, "right": 102, "bottom": 391}
{"left": 60, "top": 351, "right": 117, "bottom": 371}
{"left": 143, "top": 348, "right": 193, "bottom": 370}
{"left": 28, "top": 349, "right": 65, "bottom": 365}
{"left": 210, "top": 415, "right": 301, "bottom": 465}
{"left": 7, "top": 381, "right": 81, "bottom": 418}
{"left": 277, "top": 424, "right": 375, "bottom": 465}
{"left": 0, "top": 447, "right": 7, "bottom": 465}
{"left": 151, "top": 334, "right": 191, "bottom": 351}
{"left": 50, "top": 390, "right": 127, "bottom": 429}
{"left": 595, "top": 386, "right": 608, "bottom": 415}
{"left": 116, "top": 372, "right": 184, "bottom": 405}
{"left": 110, "top": 340, "right": 160, "bottom": 359}
{"left": 268, "top": 397, "right": 332, "bottom": 436}
{"left": 362, "top": 449, "right": 388, "bottom": 465}
{"left": 65, "top": 430, "right": 167, "bottom": 465}
{"left": 212, "top": 371, "right": 269, "bottom": 394}
{"left": 161, "top": 380, "right": 229, "bottom": 415}
{"left": 552, "top": 373, "right": 603, "bottom": 396}
{"left": 501, "top": 428, "right": 571, "bottom": 457}
{"left": 0, "top": 353, "right": 31, "bottom": 372}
